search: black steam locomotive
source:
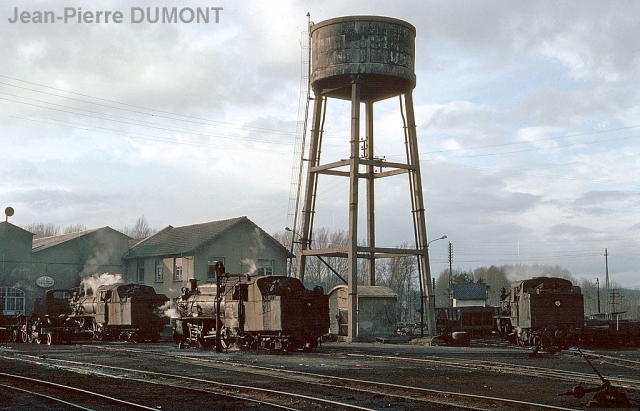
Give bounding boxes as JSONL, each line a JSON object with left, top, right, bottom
{"left": 497, "top": 277, "right": 584, "bottom": 352}
{"left": 25, "top": 283, "right": 169, "bottom": 345}
{"left": 173, "top": 266, "right": 329, "bottom": 351}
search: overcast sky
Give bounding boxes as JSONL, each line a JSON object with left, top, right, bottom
{"left": 1, "top": 1, "right": 639, "bottom": 288}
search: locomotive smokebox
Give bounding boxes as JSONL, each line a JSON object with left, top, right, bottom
{"left": 310, "top": 15, "right": 416, "bottom": 102}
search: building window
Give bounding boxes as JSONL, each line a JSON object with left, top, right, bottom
{"left": 207, "top": 257, "right": 225, "bottom": 280}
{"left": 155, "top": 259, "right": 164, "bottom": 282}
{"left": 136, "top": 260, "right": 145, "bottom": 283}
{"left": 0, "top": 287, "right": 25, "bottom": 315}
{"left": 257, "top": 259, "right": 275, "bottom": 276}
{"left": 174, "top": 258, "right": 183, "bottom": 281}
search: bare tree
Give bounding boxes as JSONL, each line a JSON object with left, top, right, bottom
{"left": 63, "top": 224, "right": 88, "bottom": 234}
{"left": 121, "top": 216, "right": 156, "bottom": 239}
{"left": 474, "top": 265, "right": 510, "bottom": 306}
{"left": 22, "top": 223, "right": 60, "bottom": 239}
{"left": 377, "top": 244, "right": 416, "bottom": 323}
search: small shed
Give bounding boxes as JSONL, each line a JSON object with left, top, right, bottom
{"left": 328, "top": 285, "right": 398, "bottom": 342}
{"left": 452, "top": 283, "right": 488, "bottom": 307}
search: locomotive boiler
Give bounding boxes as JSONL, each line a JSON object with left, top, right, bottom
{"left": 498, "top": 277, "right": 584, "bottom": 353}
{"left": 173, "top": 271, "right": 329, "bottom": 352}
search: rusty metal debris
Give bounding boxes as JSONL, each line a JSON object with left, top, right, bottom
{"left": 558, "top": 349, "right": 630, "bottom": 408}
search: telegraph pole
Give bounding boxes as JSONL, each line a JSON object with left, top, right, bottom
{"left": 448, "top": 242, "right": 453, "bottom": 307}
{"left": 596, "top": 278, "right": 601, "bottom": 314}
{"left": 604, "top": 248, "right": 610, "bottom": 290}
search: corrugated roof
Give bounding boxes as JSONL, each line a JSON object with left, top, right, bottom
{"left": 31, "top": 227, "right": 104, "bottom": 252}
{"left": 453, "top": 283, "right": 488, "bottom": 300}
{"left": 124, "top": 216, "right": 288, "bottom": 259}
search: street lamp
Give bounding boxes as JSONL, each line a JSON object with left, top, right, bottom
{"left": 417, "top": 235, "right": 447, "bottom": 337}
{"left": 428, "top": 235, "right": 447, "bottom": 247}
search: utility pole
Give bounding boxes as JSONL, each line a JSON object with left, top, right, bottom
{"left": 596, "top": 278, "right": 600, "bottom": 314}
{"left": 604, "top": 248, "right": 610, "bottom": 290}
{"left": 448, "top": 242, "right": 453, "bottom": 307}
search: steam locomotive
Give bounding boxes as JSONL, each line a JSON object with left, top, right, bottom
{"left": 497, "top": 277, "right": 584, "bottom": 353}
{"left": 25, "top": 283, "right": 169, "bottom": 344}
{"left": 173, "top": 267, "right": 329, "bottom": 351}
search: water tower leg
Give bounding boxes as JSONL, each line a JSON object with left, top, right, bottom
{"left": 347, "top": 76, "right": 361, "bottom": 343}
{"left": 365, "top": 100, "right": 376, "bottom": 287}
{"left": 404, "top": 91, "right": 437, "bottom": 336}
{"left": 296, "top": 91, "right": 326, "bottom": 285}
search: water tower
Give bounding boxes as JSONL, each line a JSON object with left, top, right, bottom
{"left": 295, "top": 16, "right": 436, "bottom": 341}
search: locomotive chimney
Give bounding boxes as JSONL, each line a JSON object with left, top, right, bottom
{"left": 188, "top": 278, "right": 198, "bottom": 292}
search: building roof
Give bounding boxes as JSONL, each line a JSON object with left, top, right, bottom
{"left": 452, "top": 283, "right": 488, "bottom": 300}
{"left": 124, "top": 216, "right": 291, "bottom": 259}
{"left": 31, "top": 227, "right": 126, "bottom": 252}
{"left": 0, "top": 221, "right": 34, "bottom": 236}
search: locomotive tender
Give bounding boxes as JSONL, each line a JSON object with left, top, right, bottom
{"left": 25, "top": 283, "right": 168, "bottom": 344}
{"left": 173, "top": 269, "right": 329, "bottom": 351}
{"left": 498, "top": 277, "right": 584, "bottom": 352}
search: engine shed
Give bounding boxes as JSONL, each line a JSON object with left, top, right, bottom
{"left": 328, "top": 285, "right": 397, "bottom": 342}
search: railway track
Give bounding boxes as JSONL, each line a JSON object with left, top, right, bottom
{"left": 4, "top": 342, "right": 639, "bottom": 410}
{"left": 343, "top": 352, "right": 640, "bottom": 392}
{"left": 15, "top": 344, "right": 589, "bottom": 411}
{"left": 1, "top": 351, "right": 390, "bottom": 410}
{"left": 0, "top": 372, "right": 157, "bottom": 410}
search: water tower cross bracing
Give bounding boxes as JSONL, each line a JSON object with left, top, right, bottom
{"left": 295, "top": 16, "right": 436, "bottom": 341}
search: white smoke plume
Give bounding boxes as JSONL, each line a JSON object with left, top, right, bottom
{"left": 159, "top": 300, "right": 179, "bottom": 319}
{"left": 242, "top": 258, "right": 257, "bottom": 275}
{"left": 81, "top": 272, "right": 122, "bottom": 296}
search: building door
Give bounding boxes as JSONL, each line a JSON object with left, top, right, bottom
{"left": 338, "top": 309, "right": 348, "bottom": 336}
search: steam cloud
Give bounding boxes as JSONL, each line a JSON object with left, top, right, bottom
{"left": 81, "top": 272, "right": 122, "bottom": 296}
{"left": 159, "top": 300, "right": 179, "bottom": 319}
{"left": 242, "top": 258, "right": 257, "bottom": 275}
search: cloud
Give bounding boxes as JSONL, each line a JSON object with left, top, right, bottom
{"left": 2, "top": 1, "right": 640, "bottom": 288}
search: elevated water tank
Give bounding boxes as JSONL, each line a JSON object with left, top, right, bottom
{"left": 310, "top": 15, "right": 416, "bottom": 102}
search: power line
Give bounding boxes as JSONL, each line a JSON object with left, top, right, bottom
{"left": 1, "top": 93, "right": 293, "bottom": 144}
{"left": 0, "top": 74, "right": 295, "bottom": 135}
{"left": 421, "top": 124, "right": 640, "bottom": 156}
{"left": 11, "top": 115, "right": 292, "bottom": 153}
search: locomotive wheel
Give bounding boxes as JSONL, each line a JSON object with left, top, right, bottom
{"left": 46, "top": 333, "right": 55, "bottom": 346}
{"left": 21, "top": 329, "right": 28, "bottom": 343}
{"left": 94, "top": 324, "right": 106, "bottom": 341}
{"left": 303, "top": 340, "right": 318, "bottom": 352}
{"left": 11, "top": 329, "right": 18, "bottom": 342}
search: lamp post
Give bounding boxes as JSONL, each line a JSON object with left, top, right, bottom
{"left": 285, "top": 226, "right": 300, "bottom": 276}
{"left": 419, "top": 235, "right": 447, "bottom": 337}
